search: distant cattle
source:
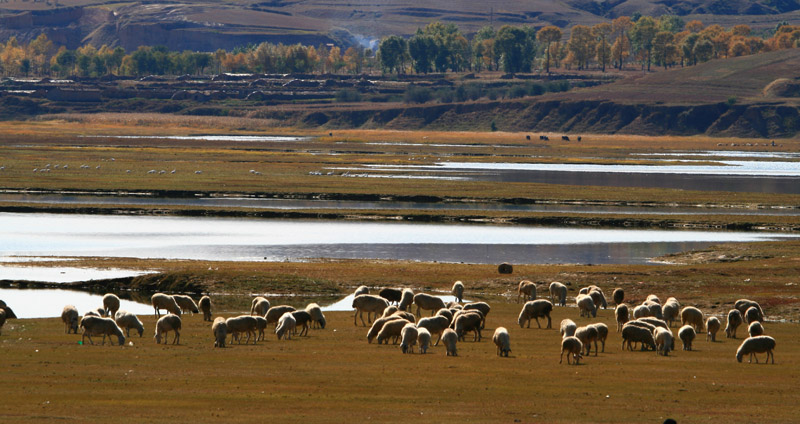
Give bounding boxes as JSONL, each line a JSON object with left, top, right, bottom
{"left": 562, "top": 136, "right": 570, "bottom": 141}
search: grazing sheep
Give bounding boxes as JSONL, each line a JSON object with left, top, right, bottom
{"left": 452, "top": 281, "right": 465, "bottom": 303}
{"left": 367, "top": 316, "right": 406, "bottom": 344}
{"left": 417, "top": 315, "right": 451, "bottom": 346}
{"left": 0, "top": 309, "right": 5, "bottom": 335}
{"left": 493, "top": 327, "right": 511, "bottom": 357}
{"left": 151, "top": 293, "right": 182, "bottom": 318}
{"left": 276, "top": 312, "right": 297, "bottom": 340}
{"left": 61, "top": 305, "right": 79, "bottom": 334}
{"left": 463, "top": 302, "right": 491, "bottom": 329}
{"left": 400, "top": 323, "right": 418, "bottom": 353}
{"left": 255, "top": 316, "right": 268, "bottom": 341}
{"left": 454, "top": 312, "right": 483, "bottom": 342}
{"left": 632, "top": 304, "right": 651, "bottom": 319}
{"left": 612, "top": 288, "right": 624, "bottom": 306}
{"left": 589, "top": 288, "right": 607, "bottom": 310}
{"left": 377, "top": 318, "right": 411, "bottom": 345}
{"left": 615, "top": 304, "right": 630, "bottom": 332}
{"left": 662, "top": 302, "right": 680, "bottom": 327}
{"left": 452, "top": 308, "right": 483, "bottom": 326}
{"left": 588, "top": 323, "right": 609, "bottom": 352}
{"left": 83, "top": 310, "right": 101, "bottom": 318}
{"left": 681, "top": 306, "right": 705, "bottom": 332}
{"left": 173, "top": 295, "right": 199, "bottom": 315}
{"left": 382, "top": 306, "right": 399, "bottom": 318}
{"left": 575, "top": 326, "right": 599, "bottom": 356}
{"left": 114, "top": 310, "right": 144, "bottom": 337}
{"left": 305, "top": 303, "right": 326, "bottom": 329}
{"left": 226, "top": 315, "right": 258, "bottom": 345}
{"left": 102, "top": 293, "right": 121, "bottom": 317}
{"left": 638, "top": 317, "right": 669, "bottom": 330}
{"left": 353, "top": 295, "right": 389, "bottom": 326}
{"left": 266, "top": 305, "right": 297, "bottom": 327}
{"left": 441, "top": 328, "right": 458, "bottom": 356}
{"left": 379, "top": 288, "right": 403, "bottom": 304}
{"left": 735, "top": 299, "right": 764, "bottom": 321}
{"left": 725, "top": 309, "right": 744, "bottom": 338}
{"left": 645, "top": 301, "right": 664, "bottom": 319}
{"left": 154, "top": 314, "right": 181, "bottom": 345}
{"left": 706, "top": 317, "right": 721, "bottom": 341}
{"left": 413, "top": 293, "right": 446, "bottom": 318}
{"left": 560, "top": 336, "right": 583, "bottom": 365}
{"left": 291, "top": 310, "right": 312, "bottom": 337}
{"left": 646, "top": 294, "right": 662, "bottom": 305}
{"left": 736, "top": 336, "right": 776, "bottom": 364}
{"left": 391, "top": 311, "right": 416, "bottom": 323}
{"left": 199, "top": 296, "right": 212, "bottom": 321}
{"left": 654, "top": 327, "right": 673, "bottom": 356}
{"left": 353, "top": 285, "right": 369, "bottom": 297}
{"left": 549, "top": 282, "right": 567, "bottom": 307}
{"left": 576, "top": 295, "right": 596, "bottom": 318}
{"left": 748, "top": 321, "right": 764, "bottom": 337}
{"left": 398, "top": 288, "right": 415, "bottom": 311}
{"left": 621, "top": 324, "right": 656, "bottom": 351}
{"left": 518, "top": 300, "right": 553, "bottom": 329}
{"left": 212, "top": 317, "right": 227, "bottom": 348}
{"left": 435, "top": 308, "right": 454, "bottom": 324}
{"left": 744, "top": 306, "right": 762, "bottom": 324}
{"left": 250, "top": 297, "right": 271, "bottom": 316}
{"left": 560, "top": 319, "right": 577, "bottom": 338}
{"left": 417, "top": 327, "right": 431, "bottom": 354}
{"left": 517, "top": 280, "right": 537, "bottom": 303}
{"left": 81, "top": 316, "right": 125, "bottom": 346}
{"left": 0, "top": 300, "right": 17, "bottom": 319}
{"left": 679, "top": 325, "right": 696, "bottom": 351}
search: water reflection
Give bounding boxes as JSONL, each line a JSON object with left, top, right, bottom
{"left": 0, "top": 288, "right": 153, "bottom": 319}
{"left": 0, "top": 265, "right": 154, "bottom": 283}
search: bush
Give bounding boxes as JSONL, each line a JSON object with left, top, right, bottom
{"left": 335, "top": 89, "right": 362, "bottom": 103}
{"left": 509, "top": 85, "right": 528, "bottom": 99}
{"left": 436, "top": 88, "right": 454, "bottom": 103}
{"left": 726, "top": 96, "right": 737, "bottom": 106}
{"left": 404, "top": 85, "right": 432, "bottom": 104}
{"left": 528, "top": 83, "right": 545, "bottom": 96}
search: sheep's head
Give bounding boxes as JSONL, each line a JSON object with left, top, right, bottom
{"left": 517, "top": 313, "right": 525, "bottom": 328}
{"left": 318, "top": 317, "right": 326, "bottom": 329}
{"left": 736, "top": 351, "right": 743, "bottom": 362}
{"left": 154, "top": 333, "right": 162, "bottom": 344}
{"left": 137, "top": 327, "right": 144, "bottom": 337}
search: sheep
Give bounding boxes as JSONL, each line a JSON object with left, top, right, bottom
{"left": 736, "top": 336, "right": 776, "bottom": 364}
{"left": 154, "top": 314, "right": 182, "bottom": 345}
{"left": 744, "top": 306, "right": 762, "bottom": 324}
{"left": 173, "top": 295, "right": 199, "bottom": 315}
{"left": 638, "top": 317, "right": 669, "bottom": 330}
{"left": 454, "top": 312, "right": 482, "bottom": 342}
{"left": 353, "top": 285, "right": 369, "bottom": 297}
{"left": 575, "top": 326, "right": 599, "bottom": 356}
{"left": 391, "top": 311, "right": 416, "bottom": 323}
{"left": 255, "top": 316, "right": 267, "bottom": 340}
{"left": 250, "top": 297, "right": 271, "bottom": 316}
{"left": 645, "top": 301, "right": 664, "bottom": 319}
{"left": 0, "top": 309, "right": 5, "bottom": 335}
{"left": 366, "top": 316, "right": 403, "bottom": 343}
{"left": 560, "top": 336, "right": 583, "bottom": 365}
{"left": 681, "top": 306, "right": 704, "bottom": 332}
{"left": 226, "top": 315, "right": 258, "bottom": 344}
{"left": 291, "top": 310, "right": 312, "bottom": 337}
{"left": 212, "top": 317, "right": 227, "bottom": 348}
{"left": 621, "top": 324, "right": 656, "bottom": 351}
{"left": 589, "top": 288, "right": 607, "bottom": 310}
{"left": 398, "top": 288, "right": 414, "bottom": 311}
{"left": 612, "top": 288, "right": 624, "bottom": 306}
{"left": 413, "top": 293, "right": 446, "bottom": 318}
{"left": 632, "top": 304, "right": 651, "bottom": 319}
{"left": 615, "top": 304, "right": 629, "bottom": 332}
{"left": 441, "top": 328, "right": 458, "bottom": 356}
{"left": 0, "top": 300, "right": 17, "bottom": 319}
{"left": 560, "top": 319, "right": 577, "bottom": 339}
{"left": 679, "top": 325, "right": 696, "bottom": 351}
{"left": 734, "top": 299, "right": 764, "bottom": 321}
{"left": 382, "top": 306, "right": 399, "bottom": 317}
{"left": 417, "top": 327, "right": 431, "bottom": 354}
{"left": 588, "top": 323, "right": 608, "bottom": 353}
{"left": 80, "top": 316, "right": 125, "bottom": 346}
{"left": 83, "top": 309, "right": 101, "bottom": 318}
{"left": 400, "top": 323, "right": 418, "bottom": 353}
{"left": 61, "top": 305, "right": 79, "bottom": 334}
{"left": 151, "top": 293, "right": 182, "bottom": 318}
{"left": 646, "top": 294, "right": 661, "bottom": 305}
{"left": 452, "top": 308, "right": 484, "bottom": 328}
{"left": 416, "top": 315, "right": 451, "bottom": 346}
{"left": 452, "top": 281, "right": 465, "bottom": 303}
{"left": 305, "top": 303, "right": 326, "bottom": 329}
{"left": 549, "top": 282, "right": 567, "bottom": 307}
{"left": 199, "top": 296, "right": 212, "bottom": 321}
{"left": 276, "top": 312, "right": 297, "bottom": 340}
{"left": 463, "top": 302, "right": 491, "bottom": 329}
{"left": 353, "top": 295, "right": 389, "bottom": 326}
{"left": 114, "top": 310, "right": 144, "bottom": 337}
{"left": 654, "top": 327, "right": 673, "bottom": 356}
{"left": 102, "top": 293, "right": 121, "bottom": 317}
{"left": 266, "top": 305, "right": 297, "bottom": 327}
{"left": 377, "top": 318, "right": 410, "bottom": 345}
{"left": 517, "top": 280, "right": 536, "bottom": 303}
{"left": 379, "top": 288, "right": 403, "bottom": 304}
{"left": 435, "top": 308, "right": 454, "bottom": 324}
{"left": 576, "top": 294, "right": 596, "bottom": 318}
{"left": 493, "top": 327, "right": 511, "bottom": 357}
{"left": 725, "top": 309, "right": 743, "bottom": 338}
{"left": 661, "top": 301, "right": 680, "bottom": 327}
{"left": 748, "top": 321, "right": 764, "bottom": 337}
{"left": 518, "top": 300, "right": 553, "bottom": 329}
{"left": 706, "top": 316, "right": 721, "bottom": 341}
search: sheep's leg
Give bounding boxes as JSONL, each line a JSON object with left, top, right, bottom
{"left": 434, "top": 332, "right": 442, "bottom": 346}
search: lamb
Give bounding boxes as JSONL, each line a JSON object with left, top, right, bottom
{"left": 199, "top": 296, "right": 212, "bottom": 321}
{"left": 452, "top": 281, "right": 465, "bottom": 303}
{"left": 377, "top": 318, "right": 410, "bottom": 345}
{"left": 102, "top": 293, "right": 121, "bottom": 317}
{"left": 80, "top": 316, "right": 126, "bottom": 346}
{"left": 560, "top": 336, "right": 583, "bottom": 365}
{"left": 250, "top": 297, "right": 271, "bottom": 316}
{"left": 463, "top": 302, "right": 491, "bottom": 328}
{"left": 212, "top": 317, "right": 227, "bottom": 348}
{"left": 518, "top": 300, "right": 553, "bottom": 329}
{"left": 225, "top": 315, "right": 258, "bottom": 344}
{"left": 679, "top": 325, "right": 696, "bottom": 351}
{"left": 379, "top": 288, "right": 403, "bottom": 304}
{"left": 441, "top": 328, "right": 458, "bottom": 356}
{"left": 615, "top": 304, "right": 629, "bottom": 332}
{"left": 400, "top": 323, "right": 418, "bottom": 353}
{"left": 291, "top": 310, "right": 312, "bottom": 337}
{"left": 575, "top": 325, "right": 599, "bottom": 356}
{"left": 744, "top": 306, "right": 762, "bottom": 324}
{"left": 621, "top": 324, "right": 656, "bottom": 351}
{"left": 413, "top": 293, "right": 446, "bottom": 317}
{"left": 353, "top": 285, "right": 369, "bottom": 297}
{"left": 560, "top": 319, "right": 577, "bottom": 338}
{"left": 589, "top": 288, "right": 607, "bottom": 310}
{"left": 114, "top": 310, "right": 144, "bottom": 337}
{"left": 255, "top": 316, "right": 267, "bottom": 340}
{"left": 734, "top": 299, "right": 764, "bottom": 321}
{"left": 417, "top": 327, "right": 431, "bottom": 354}
{"left": 706, "top": 316, "right": 721, "bottom": 341}
{"left": 276, "top": 312, "right": 297, "bottom": 340}
{"left": 725, "top": 309, "right": 743, "bottom": 338}
{"left": 398, "top": 288, "right": 415, "bottom": 311}
{"left": 305, "top": 303, "right": 326, "bottom": 329}
{"left": 367, "top": 316, "right": 406, "bottom": 344}
{"left": 61, "top": 305, "right": 79, "bottom": 334}
{"left": 748, "top": 321, "right": 764, "bottom": 337}
{"left": 154, "top": 314, "right": 182, "bottom": 345}
{"left": 173, "top": 295, "right": 199, "bottom": 315}
{"left": 576, "top": 294, "right": 596, "bottom": 318}
{"left": 266, "top": 305, "right": 297, "bottom": 327}
{"left": 736, "top": 336, "right": 776, "bottom": 363}
{"left": 517, "top": 280, "right": 536, "bottom": 303}
{"left": 661, "top": 301, "right": 680, "bottom": 327}
{"left": 493, "top": 327, "right": 511, "bottom": 357}
{"left": 681, "top": 306, "right": 704, "bottom": 332}
{"left": 416, "top": 315, "right": 451, "bottom": 346}
{"left": 353, "top": 295, "right": 389, "bottom": 326}
{"left": 612, "top": 288, "right": 624, "bottom": 306}
{"left": 151, "top": 293, "right": 182, "bottom": 318}
{"left": 588, "top": 323, "right": 609, "bottom": 352}
{"left": 549, "top": 282, "right": 567, "bottom": 306}
{"left": 654, "top": 327, "right": 673, "bottom": 356}
{"left": 454, "top": 312, "right": 482, "bottom": 342}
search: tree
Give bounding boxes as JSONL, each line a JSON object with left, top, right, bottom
{"left": 592, "top": 23, "right": 612, "bottom": 72}
{"left": 408, "top": 32, "right": 435, "bottom": 74}
{"left": 496, "top": 25, "right": 534, "bottom": 73}
{"left": 686, "top": 20, "right": 704, "bottom": 33}
{"left": 681, "top": 33, "right": 700, "bottom": 65}
{"left": 693, "top": 38, "right": 714, "bottom": 63}
{"left": 732, "top": 25, "right": 751, "bottom": 37}
{"left": 567, "top": 25, "right": 595, "bottom": 70}
{"left": 537, "top": 25, "right": 562, "bottom": 73}
{"left": 631, "top": 16, "right": 658, "bottom": 71}
{"left": 652, "top": 31, "right": 674, "bottom": 69}
{"left": 611, "top": 17, "right": 633, "bottom": 70}
{"left": 377, "top": 35, "right": 407, "bottom": 74}
{"left": 658, "top": 15, "right": 685, "bottom": 33}
{"left": 342, "top": 46, "right": 364, "bottom": 74}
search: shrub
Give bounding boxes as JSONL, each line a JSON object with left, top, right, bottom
{"left": 404, "top": 85, "right": 432, "bottom": 104}
{"left": 726, "top": 96, "right": 737, "bottom": 106}
{"left": 335, "top": 89, "right": 362, "bottom": 103}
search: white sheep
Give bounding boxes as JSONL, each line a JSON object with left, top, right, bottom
{"left": 615, "top": 304, "right": 629, "bottom": 332}
{"left": 748, "top": 321, "right": 764, "bottom": 337}
{"left": 621, "top": 324, "right": 656, "bottom": 351}
{"left": 276, "top": 312, "right": 297, "bottom": 340}
{"left": 367, "top": 316, "right": 406, "bottom": 344}
{"left": 352, "top": 295, "right": 389, "bottom": 326}
{"left": 632, "top": 304, "right": 651, "bottom": 319}
{"left": 463, "top": 302, "right": 491, "bottom": 329}
{"left": 734, "top": 299, "right": 764, "bottom": 321}
{"left": 560, "top": 336, "right": 583, "bottom": 365}
{"left": 493, "top": 326, "right": 511, "bottom": 357}
{"left": 151, "top": 293, "right": 182, "bottom": 318}
{"left": 61, "top": 305, "right": 79, "bottom": 334}
{"left": 678, "top": 325, "right": 696, "bottom": 351}
{"left": 441, "top": 328, "right": 458, "bottom": 356}
{"left": 517, "top": 280, "right": 536, "bottom": 303}
{"left": 382, "top": 306, "right": 399, "bottom": 317}
{"left": 102, "top": 293, "right": 121, "bottom": 317}
{"left": 518, "top": 300, "right": 553, "bottom": 329}
{"left": 736, "top": 336, "right": 776, "bottom": 363}
{"left": 435, "top": 308, "right": 454, "bottom": 324}
{"left": 400, "top": 323, "right": 418, "bottom": 353}
{"left": 212, "top": 317, "right": 227, "bottom": 348}
{"left": 226, "top": 315, "right": 258, "bottom": 344}
{"left": 725, "top": 309, "right": 743, "bottom": 338}
{"left": 560, "top": 318, "right": 577, "bottom": 339}
{"left": 661, "top": 301, "right": 680, "bottom": 327}
{"left": 706, "top": 316, "right": 721, "bottom": 341}
{"left": 454, "top": 312, "right": 482, "bottom": 342}
{"left": 612, "top": 288, "right": 624, "bottom": 306}
{"left": 416, "top": 315, "right": 451, "bottom": 346}
{"left": 266, "top": 305, "right": 297, "bottom": 327}
{"left": 256, "top": 316, "right": 268, "bottom": 340}
{"left": 576, "top": 294, "right": 596, "bottom": 318}
{"left": 353, "top": 285, "right": 369, "bottom": 297}
{"left": 251, "top": 296, "right": 271, "bottom": 316}
{"left": 154, "top": 314, "right": 182, "bottom": 345}
{"left": 80, "top": 316, "right": 125, "bottom": 346}
{"left": 588, "top": 288, "right": 607, "bottom": 310}
{"left": 305, "top": 303, "right": 326, "bottom": 329}
{"left": 549, "top": 282, "right": 567, "bottom": 306}
{"left": 575, "top": 325, "right": 599, "bottom": 356}
{"left": 398, "top": 288, "right": 415, "bottom": 312}
{"left": 646, "top": 294, "right": 661, "bottom": 305}
{"left": 377, "top": 318, "right": 410, "bottom": 345}
{"left": 199, "top": 296, "right": 212, "bottom": 322}
{"left": 588, "top": 323, "right": 609, "bottom": 352}
{"left": 654, "top": 327, "right": 673, "bottom": 356}
{"left": 173, "top": 295, "right": 199, "bottom": 315}
{"left": 114, "top": 310, "right": 144, "bottom": 337}
{"left": 744, "top": 306, "right": 762, "bottom": 324}
{"left": 645, "top": 301, "right": 663, "bottom": 319}
{"left": 413, "top": 293, "right": 446, "bottom": 318}
{"left": 680, "top": 306, "right": 704, "bottom": 332}
{"left": 452, "top": 281, "right": 465, "bottom": 303}
{"left": 417, "top": 327, "right": 431, "bottom": 354}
